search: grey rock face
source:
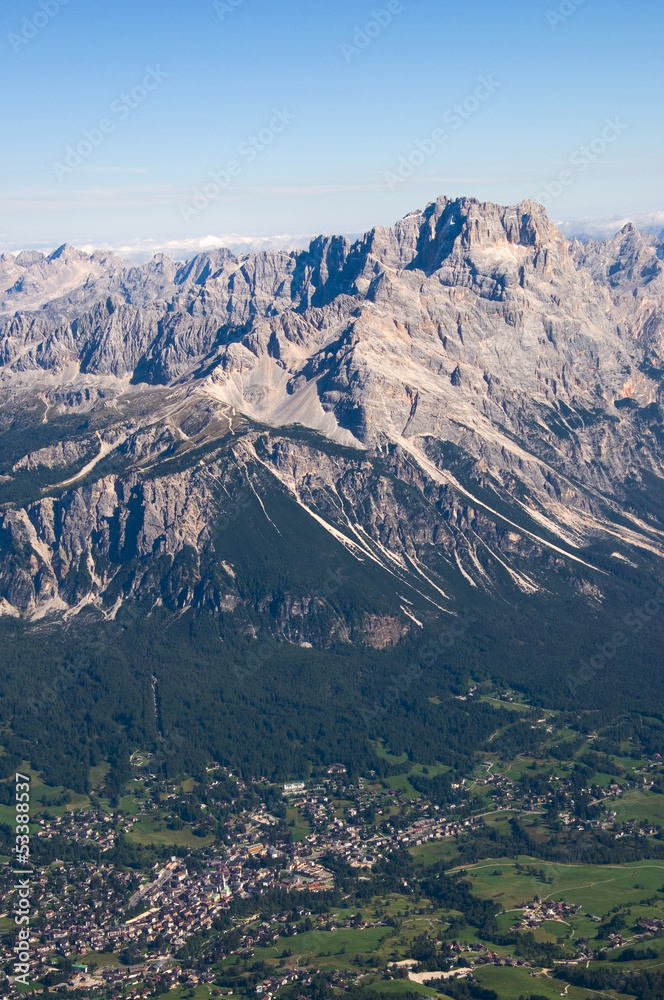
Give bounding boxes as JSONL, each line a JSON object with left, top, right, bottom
{"left": 1, "top": 196, "right": 663, "bottom": 633}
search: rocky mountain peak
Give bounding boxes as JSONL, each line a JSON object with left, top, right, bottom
{"left": 572, "top": 218, "right": 663, "bottom": 290}
{"left": 48, "top": 243, "right": 89, "bottom": 262}
{"left": 2, "top": 196, "right": 664, "bottom": 623}
{"left": 13, "top": 250, "right": 46, "bottom": 267}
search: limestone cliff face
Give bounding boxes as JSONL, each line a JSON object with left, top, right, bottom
{"left": 1, "top": 196, "right": 663, "bottom": 634}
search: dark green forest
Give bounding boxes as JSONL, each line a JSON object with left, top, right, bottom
{"left": 1, "top": 567, "right": 664, "bottom": 795}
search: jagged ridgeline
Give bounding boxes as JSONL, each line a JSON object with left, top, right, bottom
{"left": 1, "top": 196, "right": 664, "bottom": 786}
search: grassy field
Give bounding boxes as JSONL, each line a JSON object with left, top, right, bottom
{"left": 611, "top": 788, "right": 664, "bottom": 826}
{"left": 118, "top": 793, "right": 144, "bottom": 816}
{"left": 448, "top": 854, "right": 664, "bottom": 971}
{"left": 81, "top": 951, "right": 122, "bottom": 968}
{"left": 373, "top": 741, "right": 409, "bottom": 764}
{"left": 284, "top": 925, "right": 391, "bottom": 955}
{"left": 592, "top": 770, "right": 625, "bottom": 788}
{"left": 253, "top": 925, "right": 394, "bottom": 968}
{"left": 409, "top": 840, "right": 458, "bottom": 868}
{"left": 372, "top": 741, "right": 450, "bottom": 782}
{"left": 126, "top": 816, "right": 214, "bottom": 849}
{"left": 0, "top": 763, "right": 92, "bottom": 820}
{"left": 472, "top": 964, "right": 617, "bottom": 999}
{"left": 247, "top": 893, "right": 504, "bottom": 974}
{"left": 384, "top": 774, "right": 421, "bottom": 800}
{"left": 161, "top": 986, "right": 218, "bottom": 1000}
{"left": 13, "top": 979, "right": 42, "bottom": 994}
{"left": 452, "top": 857, "right": 664, "bottom": 913}
{"left": 0, "top": 803, "right": 18, "bottom": 828}
{"left": 285, "top": 805, "right": 311, "bottom": 842}
{"left": 360, "top": 976, "right": 447, "bottom": 998}
{"left": 89, "top": 761, "right": 110, "bottom": 790}
{"left": 481, "top": 811, "right": 523, "bottom": 829}
{"left": 479, "top": 696, "right": 530, "bottom": 713}
{"left": 409, "top": 762, "right": 451, "bottom": 779}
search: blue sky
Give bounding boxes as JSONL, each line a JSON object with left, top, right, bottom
{"left": 1, "top": 0, "right": 662, "bottom": 256}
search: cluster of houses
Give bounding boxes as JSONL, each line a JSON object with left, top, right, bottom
{"left": 637, "top": 916, "right": 664, "bottom": 933}
{"left": 254, "top": 966, "right": 359, "bottom": 999}
{"left": 511, "top": 897, "right": 581, "bottom": 931}
{"left": 284, "top": 779, "right": 485, "bottom": 862}
{"left": 35, "top": 809, "right": 133, "bottom": 851}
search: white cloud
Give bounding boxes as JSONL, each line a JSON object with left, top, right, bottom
{"left": 0, "top": 233, "right": 347, "bottom": 263}
{"left": 556, "top": 211, "right": 664, "bottom": 240}
{"left": 84, "top": 233, "right": 321, "bottom": 261}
